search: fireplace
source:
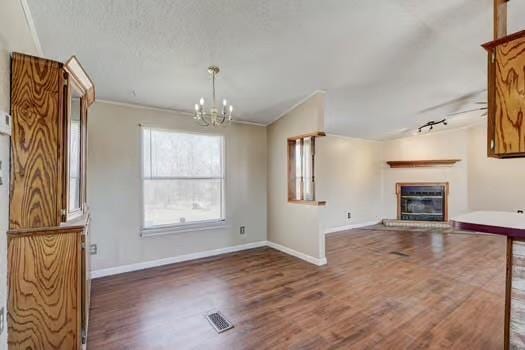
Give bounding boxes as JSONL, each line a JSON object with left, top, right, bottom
{"left": 396, "top": 183, "right": 448, "bottom": 222}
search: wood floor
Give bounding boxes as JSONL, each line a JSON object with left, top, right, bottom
{"left": 88, "top": 227, "right": 506, "bottom": 349}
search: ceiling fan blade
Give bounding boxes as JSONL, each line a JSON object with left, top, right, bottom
{"left": 418, "top": 89, "right": 487, "bottom": 114}
{"left": 446, "top": 107, "right": 488, "bottom": 117}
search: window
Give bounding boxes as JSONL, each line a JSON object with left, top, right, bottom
{"left": 67, "top": 82, "right": 83, "bottom": 218}
{"left": 68, "top": 102, "right": 81, "bottom": 212}
{"left": 142, "top": 128, "right": 225, "bottom": 232}
{"left": 287, "top": 132, "right": 326, "bottom": 205}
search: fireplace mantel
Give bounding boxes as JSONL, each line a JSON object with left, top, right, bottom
{"left": 386, "top": 159, "right": 461, "bottom": 168}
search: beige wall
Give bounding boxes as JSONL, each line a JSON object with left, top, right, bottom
{"left": 267, "top": 93, "right": 326, "bottom": 261}
{"left": 468, "top": 123, "right": 525, "bottom": 212}
{"left": 381, "top": 124, "right": 525, "bottom": 219}
{"left": 0, "top": 1, "right": 38, "bottom": 346}
{"left": 381, "top": 128, "right": 470, "bottom": 219}
{"left": 88, "top": 102, "right": 267, "bottom": 271}
{"left": 317, "top": 135, "right": 383, "bottom": 230}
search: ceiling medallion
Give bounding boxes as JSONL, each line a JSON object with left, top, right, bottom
{"left": 194, "top": 65, "right": 233, "bottom": 127}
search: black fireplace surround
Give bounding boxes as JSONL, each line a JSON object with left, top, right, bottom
{"left": 399, "top": 184, "right": 447, "bottom": 222}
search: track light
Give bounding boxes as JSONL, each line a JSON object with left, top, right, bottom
{"left": 417, "top": 118, "right": 447, "bottom": 133}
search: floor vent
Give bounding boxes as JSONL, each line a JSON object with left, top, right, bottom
{"left": 206, "top": 311, "right": 234, "bottom": 333}
{"left": 390, "top": 251, "right": 409, "bottom": 257}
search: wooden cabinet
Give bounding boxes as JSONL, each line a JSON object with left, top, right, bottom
{"left": 483, "top": 30, "right": 525, "bottom": 158}
{"left": 8, "top": 53, "right": 95, "bottom": 350}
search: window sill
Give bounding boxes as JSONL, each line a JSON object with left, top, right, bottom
{"left": 288, "top": 200, "right": 326, "bottom": 206}
{"left": 141, "top": 220, "right": 229, "bottom": 237}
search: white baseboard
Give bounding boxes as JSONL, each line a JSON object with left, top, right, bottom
{"left": 91, "top": 241, "right": 266, "bottom": 279}
{"left": 323, "top": 220, "right": 380, "bottom": 235}
{"left": 266, "top": 241, "right": 327, "bottom": 266}
{"left": 91, "top": 239, "right": 328, "bottom": 278}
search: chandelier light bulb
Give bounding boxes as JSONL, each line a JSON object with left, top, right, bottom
{"left": 229, "top": 105, "right": 233, "bottom": 112}
{"left": 194, "top": 104, "right": 199, "bottom": 111}
{"left": 200, "top": 97, "right": 205, "bottom": 105}
{"left": 223, "top": 99, "right": 227, "bottom": 106}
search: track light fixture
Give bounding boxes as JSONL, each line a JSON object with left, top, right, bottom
{"left": 418, "top": 119, "right": 447, "bottom": 133}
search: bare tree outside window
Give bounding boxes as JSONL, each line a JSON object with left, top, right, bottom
{"left": 142, "top": 128, "right": 225, "bottom": 228}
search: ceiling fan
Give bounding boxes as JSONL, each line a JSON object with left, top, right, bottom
{"left": 390, "top": 90, "right": 489, "bottom": 139}
{"left": 416, "top": 100, "right": 487, "bottom": 135}
{"left": 446, "top": 101, "right": 488, "bottom": 118}
{"left": 417, "top": 90, "right": 486, "bottom": 114}
{"left": 417, "top": 89, "right": 488, "bottom": 119}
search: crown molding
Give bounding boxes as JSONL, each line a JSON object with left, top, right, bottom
{"left": 20, "top": 0, "right": 43, "bottom": 56}
{"left": 324, "top": 132, "right": 382, "bottom": 143}
{"left": 96, "top": 99, "right": 267, "bottom": 127}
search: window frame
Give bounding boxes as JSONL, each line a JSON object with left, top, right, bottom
{"left": 287, "top": 131, "right": 326, "bottom": 206}
{"left": 139, "top": 126, "right": 227, "bottom": 236}
{"left": 65, "top": 80, "right": 86, "bottom": 222}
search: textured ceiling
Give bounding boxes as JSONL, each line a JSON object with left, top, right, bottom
{"left": 27, "top": 0, "right": 525, "bottom": 139}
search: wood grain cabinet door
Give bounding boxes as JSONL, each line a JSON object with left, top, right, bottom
{"left": 8, "top": 231, "right": 82, "bottom": 350}
{"left": 494, "top": 34, "right": 525, "bottom": 156}
{"left": 10, "top": 53, "right": 65, "bottom": 229}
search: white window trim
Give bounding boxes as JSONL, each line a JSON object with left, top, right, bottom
{"left": 139, "top": 126, "right": 226, "bottom": 237}
{"left": 141, "top": 219, "right": 230, "bottom": 237}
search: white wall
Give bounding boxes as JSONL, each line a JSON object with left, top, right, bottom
{"left": 317, "top": 135, "right": 383, "bottom": 231}
{"left": 88, "top": 101, "right": 267, "bottom": 271}
{"left": 0, "top": 1, "right": 38, "bottom": 346}
{"left": 468, "top": 123, "right": 525, "bottom": 212}
{"left": 267, "top": 93, "right": 326, "bottom": 262}
{"left": 381, "top": 128, "right": 471, "bottom": 220}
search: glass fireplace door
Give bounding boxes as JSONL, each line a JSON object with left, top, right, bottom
{"left": 399, "top": 184, "right": 447, "bottom": 222}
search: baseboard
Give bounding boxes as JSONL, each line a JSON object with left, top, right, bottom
{"left": 266, "top": 241, "right": 327, "bottom": 266}
{"left": 91, "top": 239, "right": 328, "bottom": 278}
{"left": 91, "top": 241, "right": 267, "bottom": 279}
{"left": 323, "top": 220, "right": 380, "bottom": 235}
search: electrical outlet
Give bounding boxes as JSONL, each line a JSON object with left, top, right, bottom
{"left": 347, "top": 212, "right": 351, "bottom": 220}
{"left": 0, "top": 306, "right": 4, "bottom": 335}
{"left": 0, "top": 111, "right": 11, "bottom": 136}
{"left": 240, "top": 226, "right": 246, "bottom": 235}
{"left": 89, "top": 244, "right": 97, "bottom": 255}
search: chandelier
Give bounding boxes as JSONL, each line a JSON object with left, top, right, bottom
{"left": 194, "top": 66, "right": 233, "bottom": 126}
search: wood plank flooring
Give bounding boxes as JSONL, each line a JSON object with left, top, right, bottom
{"left": 88, "top": 227, "right": 506, "bottom": 349}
